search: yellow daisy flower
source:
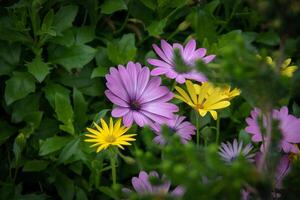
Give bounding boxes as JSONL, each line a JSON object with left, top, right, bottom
{"left": 175, "top": 80, "right": 231, "bottom": 120}
{"left": 84, "top": 118, "right": 136, "bottom": 152}
{"left": 222, "top": 85, "right": 241, "bottom": 100}
{"left": 266, "top": 56, "right": 298, "bottom": 77}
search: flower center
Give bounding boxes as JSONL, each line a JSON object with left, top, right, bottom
{"left": 105, "top": 135, "right": 116, "bottom": 143}
{"left": 129, "top": 100, "right": 141, "bottom": 110}
{"left": 195, "top": 103, "right": 204, "bottom": 110}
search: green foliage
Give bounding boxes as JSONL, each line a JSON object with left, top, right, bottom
{"left": 0, "top": 0, "right": 299, "bottom": 199}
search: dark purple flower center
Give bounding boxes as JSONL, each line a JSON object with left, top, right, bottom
{"left": 129, "top": 100, "right": 141, "bottom": 111}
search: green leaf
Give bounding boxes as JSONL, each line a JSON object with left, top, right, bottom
{"left": 139, "top": 0, "right": 156, "bottom": 10}
{"left": 91, "top": 66, "right": 108, "bottom": 78}
{"left": 5, "top": 72, "right": 36, "bottom": 105}
{"left": 23, "top": 160, "right": 49, "bottom": 172}
{"left": 0, "top": 121, "right": 16, "bottom": 146}
{"left": 107, "top": 34, "right": 137, "bottom": 64}
{"left": 43, "top": 83, "right": 70, "bottom": 108}
{"left": 26, "top": 56, "right": 51, "bottom": 82}
{"left": 53, "top": 5, "right": 78, "bottom": 34}
{"left": 256, "top": 31, "right": 280, "bottom": 46}
{"left": 11, "top": 94, "right": 39, "bottom": 123}
{"left": 101, "top": 0, "right": 127, "bottom": 14}
{"left": 73, "top": 88, "right": 88, "bottom": 131}
{"left": 39, "top": 136, "right": 72, "bottom": 156}
{"left": 49, "top": 44, "right": 96, "bottom": 71}
{"left": 55, "top": 93, "right": 75, "bottom": 135}
{"left": 39, "top": 9, "right": 56, "bottom": 36}
{"left": 146, "top": 19, "right": 167, "bottom": 36}
{"left": 98, "top": 187, "right": 119, "bottom": 200}
{"left": 13, "top": 133, "right": 26, "bottom": 164}
{"left": 74, "top": 26, "right": 95, "bottom": 45}
{"left": 55, "top": 171, "right": 74, "bottom": 200}
{"left": 58, "top": 137, "right": 80, "bottom": 163}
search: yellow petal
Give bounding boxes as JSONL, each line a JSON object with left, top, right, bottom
{"left": 209, "top": 110, "right": 218, "bottom": 120}
{"left": 109, "top": 117, "right": 114, "bottom": 133}
{"left": 266, "top": 56, "right": 273, "bottom": 65}
{"left": 100, "top": 118, "right": 109, "bottom": 133}
{"left": 281, "top": 66, "right": 298, "bottom": 77}
{"left": 86, "top": 127, "right": 100, "bottom": 135}
{"left": 206, "top": 101, "right": 230, "bottom": 110}
{"left": 175, "top": 86, "right": 193, "bottom": 104}
{"left": 198, "top": 109, "right": 207, "bottom": 117}
{"left": 93, "top": 122, "right": 103, "bottom": 133}
{"left": 204, "top": 91, "right": 227, "bottom": 107}
{"left": 281, "top": 58, "right": 291, "bottom": 68}
{"left": 186, "top": 80, "right": 198, "bottom": 104}
{"left": 96, "top": 144, "right": 109, "bottom": 152}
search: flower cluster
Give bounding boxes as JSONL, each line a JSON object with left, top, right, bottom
{"left": 82, "top": 38, "right": 299, "bottom": 199}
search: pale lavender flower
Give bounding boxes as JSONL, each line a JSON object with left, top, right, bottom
{"left": 219, "top": 139, "right": 255, "bottom": 163}
{"left": 152, "top": 115, "right": 196, "bottom": 145}
{"left": 105, "top": 62, "right": 178, "bottom": 127}
{"left": 245, "top": 106, "right": 300, "bottom": 153}
{"left": 122, "top": 171, "right": 185, "bottom": 198}
{"left": 147, "top": 39, "right": 215, "bottom": 84}
{"left": 275, "top": 155, "right": 291, "bottom": 189}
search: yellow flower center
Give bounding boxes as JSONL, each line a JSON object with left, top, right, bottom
{"left": 195, "top": 103, "right": 204, "bottom": 110}
{"left": 105, "top": 135, "right": 116, "bottom": 143}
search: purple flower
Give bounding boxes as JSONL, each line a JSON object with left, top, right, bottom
{"left": 275, "top": 155, "right": 291, "bottom": 189}
{"left": 105, "top": 62, "right": 179, "bottom": 127}
{"left": 122, "top": 171, "right": 185, "bottom": 198}
{"left": 245, "top": 106, "right": 300, "bottom": 153}
{"left": 152, "top": 115, "right": 196, "bottom": 145}
{"left": 147, "top": 39, "right": 215, "bottom": 84}
{"left": 218, "top": 139, "right": 255, "bottom": 163}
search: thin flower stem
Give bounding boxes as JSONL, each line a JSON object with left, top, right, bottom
{"left": 195, "top": 110, "right": 200, "bottom": 146}
{"left": 216, "top": 117, "right": 220, "bottom": 144}
{"left": 109, "top": 148, "right": 117, "bottom": 187}
{"left": 170, "top": 80, "right": 177, "bottom": 92}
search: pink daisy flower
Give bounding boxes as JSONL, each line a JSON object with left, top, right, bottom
{"left": 152, "top": 115, "right": 196, "bottom": 145}
{"left": 122, "top": 171, "right": 185, "bottom": 198}
{"left": 105, "top": 62, "right": 178, "bottom": 127}
{"left": 245, "top": 106, "right": 300, "bottom": 154}
{"left": 147, "top": 39, "right": 215, "bottom": 84}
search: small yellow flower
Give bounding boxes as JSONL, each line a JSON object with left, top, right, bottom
{"left": 266, "top": 56, "right": 298, "bottom": 77}
{"left": 175, "top": 80, "right": 231, "bottom": 120}
{"left": 222, "top": 85, "right": 241, "bottom": 100}
{"left": 84, "top": 118, "right": 136, "bottom": 152}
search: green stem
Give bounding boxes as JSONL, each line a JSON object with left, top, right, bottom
{"left": 109, "top": 148, "right": 117, "bottom": 187}
{"left": 216, "top": 117, "right": 220, "bottom": 144}
{"left": 195, "top": 110, "right": 200, "bottom": 146}
{"left": 170, "top": 80, "right": 177, "bottom": 92}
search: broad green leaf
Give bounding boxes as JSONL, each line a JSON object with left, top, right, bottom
{"left": 74, "top": 26, "right": 95, "bottom": 45}
{"left": 73, "top": 88, "right": 88, "bottom": 131}
{"left": 93, "top": 109, "right": 111, "bottom": 124}
{"left": 11, "top": 94, "right": 39, "bottom": 123}
{"left": 5, "top": 72, "right": 36, "bottom": 105}
{"left": 58, "top": 137, "right": 80, "bottom": 163}
{"left": 107, "top": 34, "right": 137, "bottom": 64}
{"left": 0, "top": 17, "right": 31, "bottom": 43}
{"left": 204, "top": 0, "right": 220, "bottom": 14}
{"left": 146, "top": 19, "right": 167, "bottom": 36}
{"left": 101, "top": 0, "right": 127, "bottom": 14}
{"left": 39, "top": 136, "right": 72, "bottom": 156}
{"left": 0, "top": 121, "right": 16, "bottom": 146}
{"left": 95, "top": 47, "right": 111, "bottom": 68}
{"left": 43, "top": 83, "right": 70, "bottom": 108}
{"left": 256, "top": 31, "right": 280, "bottom": 46}
{"left": 53, "top": 5, "right": 78, "bottom": 34}
{"left": 23, "top": 160, "right": 49, "bottom": 172}
{"left": 26, "top": 56, "right": 51, "bottom": 82}
{"left": 55, "top": 171, "right": 74, "bottom": 200}
{"left": 98, "top": 187, "right": 119, "bottom": 200}
{"left": 49, "top": 44, "right": 96, "bottom": 71}
{"left": 55, "top": 93, "right": 75, "bottom": 135}
{"left": 50, "top": 29, "right": 75, "bottom": 47}
{"left": 91, "top": 66, "right": 108, "bottom": 78}
{"left": 0, "top": 41, "right": 21, "bottom": 66}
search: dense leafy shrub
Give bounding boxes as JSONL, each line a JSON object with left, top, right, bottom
{"left": 0, "top": 0, "right": 300, "bottom": 199}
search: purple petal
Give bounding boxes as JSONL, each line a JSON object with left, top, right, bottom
{"left": 151, "top": 67, "right": 170, "bottom": 76}
{"left": 105, "top": 90, "right": 129, "bottom": 107}
{"left": 147, "top": 58, "right": 172, "bottom": 68}
{"left": 161, "top": 40, "right": 174, "bottom": 61}
{"left": 183, "top": 39, "right": 196, "bottom": 59}
{"left": 202, "top": 55, "right": 216, "bottom": 63}
{"left": 111, "top": 107, "right": 129, "bottom": 117}
{"left": 153, "top": 44, "right": 172, "bottom": 64}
